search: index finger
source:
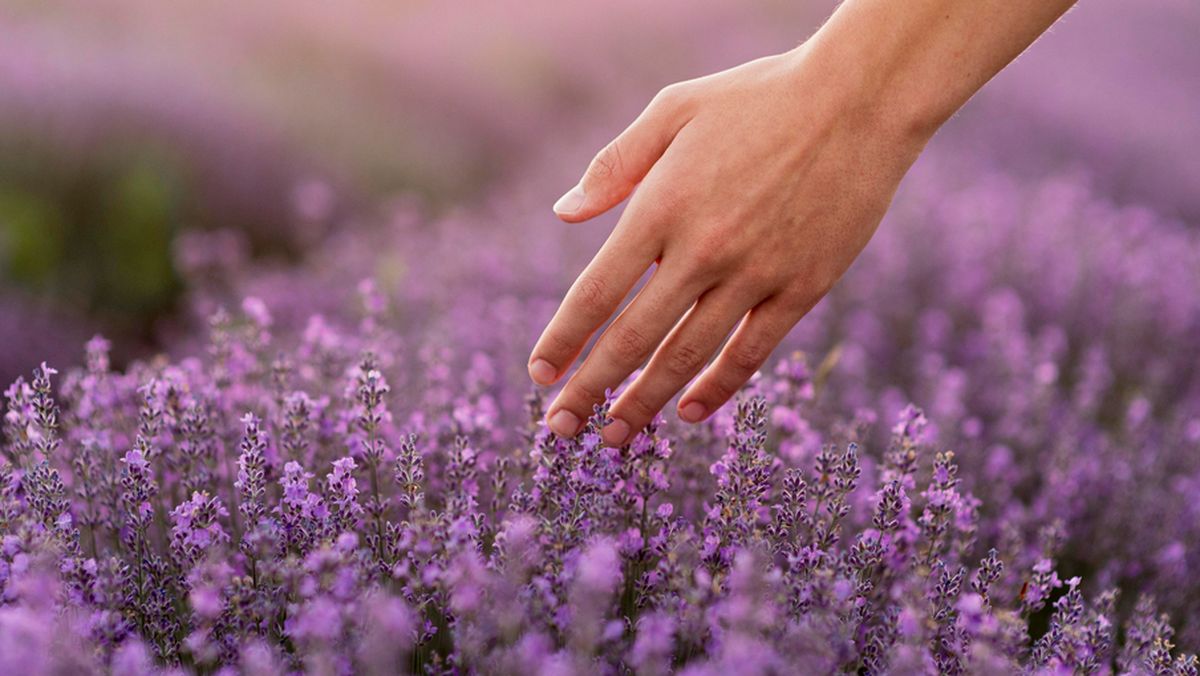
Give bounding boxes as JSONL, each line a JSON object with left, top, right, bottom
{"left": 528, "top": 224, "right": 661, "bottom": 386}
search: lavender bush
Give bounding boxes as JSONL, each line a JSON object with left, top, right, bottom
{"left": 2, "top": 259, "right": 1198, "bottom": 673}
{"left": 133, "top": 94, "right": 1200, "bottom": 673}
{"left": 9, "top": 90, "right": 1199, "bottom": 675}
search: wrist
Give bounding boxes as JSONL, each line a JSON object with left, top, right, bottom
{"left": 793, "top": 0, "right": 1076, "bottom": 151}
{"left": 777, "top": 40, "right": 940, "bottom": 162}
{"left": 787, "top": 1, "right": 973, "bottom": 151}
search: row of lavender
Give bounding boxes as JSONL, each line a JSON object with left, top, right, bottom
{"left": 2, "top": 299, "right": 1194, "bottom": 674}
{"left": 211, "top": 141, "right": 1200, "bottom": 634}
{"left": 123, "top": 132, "right": 1200, "bottom": 673}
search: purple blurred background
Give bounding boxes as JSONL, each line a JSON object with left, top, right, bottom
{"left": 0, "top": 0, "right": 1196, "bottom": 382}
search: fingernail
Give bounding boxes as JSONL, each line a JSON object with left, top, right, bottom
{"left": 528, "top": 358, "right": 557, "bottom": 385}
{"left": 679, "top": 401, "right": 707, "bottom": 423}
{"left": 601, "top": 418, "right": 631, "bottom": 446}
{"left": 548, "top": 409, "right": 581, "bottom": 437}
{"left": 553, "top": 184, "right": 586, "bottom": 215}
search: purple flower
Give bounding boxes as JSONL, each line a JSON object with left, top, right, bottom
{"left": 170, "top": 491, "right": 230, "bottom": 567}
{"left": 235, "top": 413, "right": 269, "bottom": 532}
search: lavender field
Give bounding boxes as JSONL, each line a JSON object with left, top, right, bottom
{"left": 1, "top": 1, "right": 1198, "bottom": 673}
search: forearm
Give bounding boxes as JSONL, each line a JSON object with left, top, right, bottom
{"left": 802, "top": 0, "right": 1078, "bottom": 142}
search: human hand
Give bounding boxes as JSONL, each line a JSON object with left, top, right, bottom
{"left": 527, "top": 45, "right": 933, "bottom": 446}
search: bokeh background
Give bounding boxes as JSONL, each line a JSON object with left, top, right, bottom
{"left": 2, "top": 0, "right": 1196, "bottom": 385}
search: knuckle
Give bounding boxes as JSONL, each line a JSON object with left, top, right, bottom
{"left": 636, "top": 183, "right": 685, "bottom": 226}
{"left": 569, "top": 378, "right": 606, "bottom": 407}
{"left": 608, "top": 323, "right": 654, "bottom": 366}
{"left": 687, "top": 247, "right": 721, "bottom": 273}
{"left": 620, "top": 390, "right": 658, "bottom": 421}
{"left": 686, "top": 232, "right": 737, "bottom": 275}
{"left": 649, "top": 82, "right": 694, "bottom": 118}
{"left": 545, "top": 331, "right": 575, "bottom": 359}
{"left": 588, "top": 140, "right": 623, "bottom": 182}
{"left": 705, "top": 374, "right": 741, "bottom": 404}
{"left": 681, "top": 250, "right": 724, "bottom": 282}
{"left": 663, "top": 342, "right": 708, "bottom": 378}
{"left": 651, "top": 83, "right": 683, "bottom": 109}
{"left": 727, "top": 339, "right": 771, "bottom": 376}
{"left": 778, "top": 286, "right": 819, "bottom": 316}
{"left": 573, "top": 275, "right": 611, "bottom": 318}
{"left": 737, "top": 267, "right": 778, "bottom": 295}
{"left": 788, "top": 269, "right": 837, "bottom": 304}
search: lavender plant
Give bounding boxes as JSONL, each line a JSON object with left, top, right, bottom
{"left": 1, "top": 284, "right": 1197, "bottom": 674}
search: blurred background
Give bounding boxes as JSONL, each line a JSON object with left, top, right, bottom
{"left": 0, "top": 0, "right": 1197, "bottom": 385}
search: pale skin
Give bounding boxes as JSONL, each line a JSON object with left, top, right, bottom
{"left": 528, "top": 0, "right": 1079, "bottom": 446}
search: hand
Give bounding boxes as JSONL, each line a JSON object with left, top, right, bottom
{"left": 528, "top": 45, "right": 930, "bottom": 446}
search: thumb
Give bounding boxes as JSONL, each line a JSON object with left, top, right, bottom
{"left": 554, "top": 84, "right": 693, "bottom": 222}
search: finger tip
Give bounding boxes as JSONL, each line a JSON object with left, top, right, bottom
{"left": 552, "top": 184, "right": 586, "bottom": 217}
{"left": 678, "top": 400, "right": 708, "bottom": 424}
{"left": 554, "top": 210, "right": 592, "bottom": 224}
{"left": 528, "top": 358, "right": 558, "bottom": 386}
{"left": 600, "top": 418, "right": 631, "bottom": 447}
{"left": 547, "top": 409, "right": 582, "bottom": 438}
